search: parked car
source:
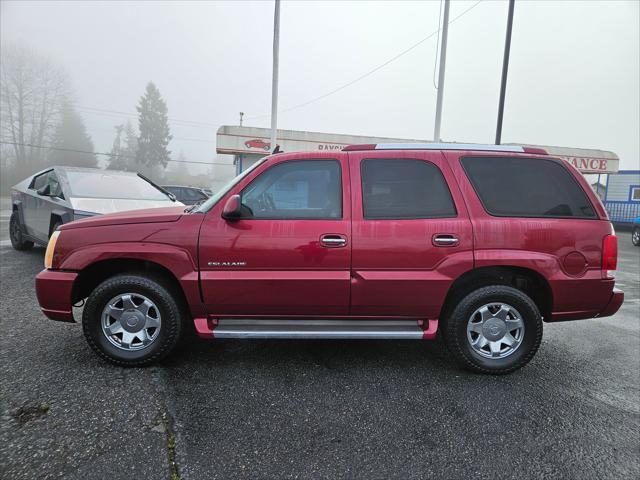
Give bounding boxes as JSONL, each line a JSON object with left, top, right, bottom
{"left": 244, "top": 139, "right": 271, "bottom": 151}
{"left": 162, "top": 185, "right": 210, "bottom": 206}
{"left": 35, "top": 144, "right": 623, "bottom": 373}
{"left": 10, "top": 166, "right": 181, "bottom": 250}
{"left": 633, "top": 216, "right": 640, "bottom": 246}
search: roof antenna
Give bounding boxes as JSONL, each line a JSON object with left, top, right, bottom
{"left": 272, "top": 145, "right": 282, "bottom": 154}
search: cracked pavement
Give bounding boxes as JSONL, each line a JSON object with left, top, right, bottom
{"left": 1, "top": 200, "right": 639, "bottom": 479}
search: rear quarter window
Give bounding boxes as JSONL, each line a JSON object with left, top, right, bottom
{"left": 461, "top": 156, "right": 596, "bottom": 219}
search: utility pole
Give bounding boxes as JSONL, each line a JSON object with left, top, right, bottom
{"left": 239, "top": 112, "right": 244, "bottom": 126}
{"left": 495, "top": 0, "right": 515, "bottom": 145}
{"left": 433, "top": 0, "right": 450, "bottom": 142}
{"left": 269, "top": 0, "right": 281, "bottom": 153}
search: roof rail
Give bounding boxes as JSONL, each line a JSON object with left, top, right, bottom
{"left": 343, "top": 143, "right": 534, "bottom": 153}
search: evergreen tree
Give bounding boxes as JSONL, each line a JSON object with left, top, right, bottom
{"left": 107, "top": 124, "right": 126, "bottom": 170}
{"left": 136, "top": 82, "right": 172, "bottom": 172}
{"left": 123, "top": 121, "right": 139, "bottom": 160}
{"left": 107, "top": 121, "right": 138, "bottom": 171}
{"left": 48, "top": 102, "right": 97, "bottom": 167}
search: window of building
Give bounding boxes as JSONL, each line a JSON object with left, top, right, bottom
{"left": 631, "top": 186, "right": 640, "bottom": 202}
{"left": 461, "top": 156, "right": 596, "bottom": 218}
{"left": 241, "top": 160, "right": 342, "bottom": 219}
{"left": 360, "top": 159, "right": 456, "bottom": 219}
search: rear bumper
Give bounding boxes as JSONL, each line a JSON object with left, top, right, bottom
{"left": 550, "top": 287, "right": 624, "bottom": 321}
{"left": 35, "top": 269, "right": 77, "bottom": 322}
{"left": 598, "top": 288, "right": 624, "bottom": 318}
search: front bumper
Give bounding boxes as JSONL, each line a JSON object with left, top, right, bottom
{"left": 35, "top": 269, "right": 78, "bottom": 322}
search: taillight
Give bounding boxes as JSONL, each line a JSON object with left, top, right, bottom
{"left": 602, "top": 234, "right": 617, "bottom": 279}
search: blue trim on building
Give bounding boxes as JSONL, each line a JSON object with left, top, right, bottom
{"left": 601, "top": 170, "right": 640, "bottom": 223}
{"left": 603, "top": 201, "right": 640, "bottom": 224}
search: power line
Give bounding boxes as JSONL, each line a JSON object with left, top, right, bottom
{"left": 245, "top": 0, "right": 483, "bottom": 121}
{"left": 82, "top": 122, "right": 216, "bottom": 144}
{"left": 40, "top": 2, "right": 483, "bottom": 131}
{"left": 75, "top": 104, "right": 217, "bottom": 128}
{"left": 0, "top": 140, "right": 234, "bottom": 167}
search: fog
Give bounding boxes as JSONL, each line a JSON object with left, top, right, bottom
{"left": 1, "top": 0, "right": 638, "bottom": 188}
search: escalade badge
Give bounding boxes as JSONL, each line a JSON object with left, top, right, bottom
{"left": 208, "top": 261, "right": 247, "bottom": 267}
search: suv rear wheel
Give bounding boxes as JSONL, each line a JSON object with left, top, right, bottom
{"left": 632, "top": 227, "right": 640, "bottom": 246}
{"left": 82, "top": 274, "right": 184, "bottom": 366}
{"left": 443, "top": 285, "right": 543, "bottom": 374}
{"left": 9, "top": 211, "right": 34, "bottom": 251}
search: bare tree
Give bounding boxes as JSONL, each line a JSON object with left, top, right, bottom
{"left": 0, "top": 44, "right": 71, "bottom": 176}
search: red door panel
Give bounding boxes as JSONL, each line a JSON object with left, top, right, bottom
{"left": 348, "top": 150, "right": 474, "bottom": 318}
{"left": 198, "top": 153, "right": 351, "bottom": 317}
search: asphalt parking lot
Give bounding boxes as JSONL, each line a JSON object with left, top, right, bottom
{"left": 1, "top": 203, "right": 638, "bottom": 480}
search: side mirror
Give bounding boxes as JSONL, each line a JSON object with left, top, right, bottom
{"left": 36, "top": 185, "right": 51, "bottom": 196}
{"left": 222, "top": 194, "right": 242, "bottom": 220}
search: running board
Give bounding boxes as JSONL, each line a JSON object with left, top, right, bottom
{"left": 193, "top": 318, "right": 438, "bottom": 340}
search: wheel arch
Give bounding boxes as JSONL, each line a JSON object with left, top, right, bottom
{"left": 440, "top": 265, "right": 553, "bottom": 322}
{"left": 12, "top": 200, "right": 26, "bottom": 225}
{"left": 71, "top": 258, "right": 191, "bottom": 314}
{"left": 49, "top": 209, "right": 72, "bottom": 237}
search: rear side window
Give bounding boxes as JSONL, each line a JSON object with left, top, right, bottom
{"left": 461, "top": 156, "right": 596, "bottom": 218}
{"left": 361, "top": 159, "right": 456, "bottom": 219}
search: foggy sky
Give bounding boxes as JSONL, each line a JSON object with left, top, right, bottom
{"left": 1, "top": 0, "right": 638, "bottom": 178}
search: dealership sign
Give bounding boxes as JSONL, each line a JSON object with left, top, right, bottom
{"left": 217, "top": 126, "right": 619, "bottom": 174}
{"left": 516, "top": 144, "right": 619, "bottom": 174}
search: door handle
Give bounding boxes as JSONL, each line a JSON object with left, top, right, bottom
{"left": 432, "top": 234, "right": 459, "bottom": 247}
{"left": 320, "top": 234, "right": 347, "bottom": 248}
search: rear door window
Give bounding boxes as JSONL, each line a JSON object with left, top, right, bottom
{"left": 360, "top": 159, "right": 456, "bottom": 219}
{"left": 461, "top": 156, "right": 596, "bottom": 218}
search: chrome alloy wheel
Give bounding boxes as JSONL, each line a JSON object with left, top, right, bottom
{"left": 101, "top": 293, "right": 161, "bottom": 351}
{"left": 466, "top": 302, "right": 525, "bottom": 359}
{"left": 633, "top": 228, "right": 640, "bottom": 246}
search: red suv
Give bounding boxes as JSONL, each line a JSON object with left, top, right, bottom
{"left": 35, "top": 143, "right": 623, "bottom": 373}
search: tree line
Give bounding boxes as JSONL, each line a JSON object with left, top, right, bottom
{"left": 1, "top": 44, "right": 176, "bottom": 189}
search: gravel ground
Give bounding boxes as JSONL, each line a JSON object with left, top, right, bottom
{"left": 1, "top": 201, "right": 638, "bottom": 479}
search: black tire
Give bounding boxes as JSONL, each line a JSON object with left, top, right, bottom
{"left": 443, "top": 285, "right": 543, "bottom": 374}
{"left": 9, "top": 211, "right": 34, "bottom": 251}
{"left": 632, "top": 227, "right": 640, "bottom": 247}
{"left": 82, "top": 274, "right": 185, "bottom": 366}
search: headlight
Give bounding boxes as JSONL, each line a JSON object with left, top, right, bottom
{"left": 44, "top": 231, "right": 60, "bottom": 269}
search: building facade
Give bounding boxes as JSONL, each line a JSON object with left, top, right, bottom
{"left": 216, "top": 125, "right": 620, "bottom": 175}
{"left": 603, "top": 170, "right": 640, "bottom": 224}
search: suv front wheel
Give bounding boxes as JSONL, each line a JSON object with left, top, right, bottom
{"left": 443, "top": 285, "right": 543, "bottom": 374}
{"left": 82, "top": 274, "right": 184, "bottom": 366}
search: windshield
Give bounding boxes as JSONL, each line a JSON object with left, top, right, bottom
{"left": 194, "top": 157, "right": 268, "bottom": 212}
{"left": 66, "top": 171, "right": 170, "bottom": 200}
